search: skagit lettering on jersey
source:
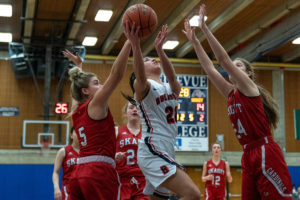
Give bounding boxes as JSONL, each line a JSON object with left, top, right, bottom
{"left": 119, "top": 137, "right": 141, "bottom": 148}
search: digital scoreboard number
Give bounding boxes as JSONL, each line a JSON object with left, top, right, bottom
{"left": 177, "top": 87, "right": 207, "bottom": 125}
{"left": 162, "top": 74, "right": 209, "bottom": 151}
{"left": 55, "top": 102, "right": 68, "bottom": 114}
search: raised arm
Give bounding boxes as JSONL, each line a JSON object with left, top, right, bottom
{"left": 63, "top": 50, "right": 83, "bottom": 112}
{"left": 182, "top": 19, "right": 233, "bottom": 97}
{"left": 155, "top": 25, "right": 181, "bottom": 96}
{"left": 198, "top": 4, "right": 258, "bottom": 96}
{"left": 63, "top": 49, "right": 83, "bottom": 69}
{"left": 225, "top": 161, "right": 233, "bottom": 183}
{"left": 88, "top": 40, "right": 131, "bottom": 119}
{"left": 52, "top": 148, "right": 65, "bottom": 200}
{"left": 124, "top": 22, "right": 150, "bottom": 101}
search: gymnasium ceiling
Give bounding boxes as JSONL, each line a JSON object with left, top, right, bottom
{"left": 1, "top": 0, "right": 300, "bottom": 64}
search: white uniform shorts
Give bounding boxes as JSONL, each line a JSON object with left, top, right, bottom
{"left": 137, "top": 136, "right": 184, "bottom": 199}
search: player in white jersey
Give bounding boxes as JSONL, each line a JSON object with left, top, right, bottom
{"left": 123, "top": 22, "right": 201, "bottom": 199}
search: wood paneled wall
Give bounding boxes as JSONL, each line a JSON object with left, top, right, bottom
{"left": 0, "top": 60, "right": 299, "bottom": 152}
{"left": 186, "top": 166, "right": 242, "bottom": 200}
{"left": 284, "top": 71, "right": 300, "bottom": 152}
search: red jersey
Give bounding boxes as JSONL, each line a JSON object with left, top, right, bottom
{"left": 205, "top": 159, "right": 226, "bottom": 188}
{"left": 61, "top": 145, "right": 79, "bottom": 185}
{"left": 72, "top": 99, "right": 116, "bottom": 159}
{"left": 227, "top": 90, "right": 272, "bottom": 145}
{"left": 116, "top": 126, "right": 144, "bottom": 177}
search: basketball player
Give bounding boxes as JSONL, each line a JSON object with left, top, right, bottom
{"left": 67, "top": 39, "right": 131, "bottom": 200}
{"left": 115, "top": 101, "right": 148, "bottom": 200}
{"left": 182, "top": 4, "right": 292, "bottom": 199}
{"left": 202, "top": 143, "right": 232, "bottom": 200}
{"left": 123, "top": 22, "right": 201, "bottom": 199}
{"left": 52, "top": 127, "right": 79, "bottom": 200}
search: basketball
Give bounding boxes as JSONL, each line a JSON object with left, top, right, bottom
{"left": 122, "top": 4, "right": 158, "bottom": 38}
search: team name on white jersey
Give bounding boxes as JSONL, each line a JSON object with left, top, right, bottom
{"left": 156, "top": 93, "right": 177, "bottom": 105}
{"left": 228, "top": 103, "right": 242, "bottom": 116}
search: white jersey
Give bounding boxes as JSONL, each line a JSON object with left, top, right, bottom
{"left": 137, "top": 79, "right": 178, "bottom": 141}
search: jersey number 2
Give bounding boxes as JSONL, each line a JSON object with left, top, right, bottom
{"left": 126, "top": 149, "right": 135, "bottom": 165}
{"left": 165, "top": 106, "right": 177, "bottom": 124}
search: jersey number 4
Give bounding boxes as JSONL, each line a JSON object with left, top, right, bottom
{"left": 236, "top": 118, "right": 247, "bottom": 138}
{"left": 165, "top": 106, "right": 178, "bottom": 124}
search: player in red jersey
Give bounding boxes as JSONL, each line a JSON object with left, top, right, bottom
{"left": 183, "top": 4, "right": 292, "bottom": 200}
{"left": 52, "top": 127, "right": 79, "bottom": 200}
{"left": 115, "top": 101, "right": 148, "bottom": 200}
{"left": 65, "top": 39, "right": 131, "bottom": 200}
{"left": 202, "top": 143, "right": 232, "bottom": 200}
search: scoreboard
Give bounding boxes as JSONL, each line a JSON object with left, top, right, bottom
{"left": 161, "top": 74, "right": 209, "bottom": 151}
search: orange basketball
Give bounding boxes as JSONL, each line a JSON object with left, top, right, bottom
{"left": 122, "top": 4, "right": 158, "bottom": 38}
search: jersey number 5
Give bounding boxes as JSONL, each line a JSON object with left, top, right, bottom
{"left": 165, "top": 106, "right": 177, "bottom": 124}
{"left": 78, "top": 126, "right": 87, "bottom": 146}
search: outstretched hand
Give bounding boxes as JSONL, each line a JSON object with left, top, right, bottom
{"left": 62, "top": 49, "right": 82, "bottom": 68}
{"left": 123, "top": 21, "right": 140, "bottom": 47}
{"left": 199, "top": 4, "right": 207, "bottom": 30}
{"left": 155, "top": 24, "right": 168, "bottom": 51}
{"left": 182, "top": 19, "right": 197, "bottom": 42}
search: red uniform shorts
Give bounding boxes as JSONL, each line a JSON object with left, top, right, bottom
{"left": 69, "top": 162, "right": 120, "bottom": 200}
{"left": 119, "top": 176, "right": 148, "bottom": 200}
{"left": 62, "top": 184, "right": 70, "bottom": 200}
{"left": 204, "top": 187, "right": 226, "bottom": 200}
{"left": 242, "top": 138, "right": 292, "bottom": 200}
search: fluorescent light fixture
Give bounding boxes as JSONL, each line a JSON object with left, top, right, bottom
{"left": 82, "top": 37, "right": 98, "bottom": 46}
{"left": 163, "top": 40, "right": 179, "bottom": 50}
{"left": 0, "top": 4, "right": 12, "bottom": 17}
{"left": 95, "top": 9, "right": 113, "bottom": 22}
{"left": 0, "top": 33, "right": 12, "bottom": 42}
{"left": 189, "top": 15, "right": 208, "bottom": 27}
{"left": 292, "top": 37, "right": 300, "bottom": 44}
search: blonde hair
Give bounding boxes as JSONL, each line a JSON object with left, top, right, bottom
{"left": 68, "top": 67, "right": 96, "bottom": 103}
{"left": 234, "top": 58, "right": 279, "bottom": 130}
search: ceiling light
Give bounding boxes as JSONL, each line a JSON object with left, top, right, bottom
{"left": 292, "top": 37, "right": 300, "bottom": 44}
{"left": 163, "top": 40, "right": 179, "bottom": 50}
{"left": 82, "top": 37, "right": 98, "bottom": 46}
{"left": 0, "top": 4, "right": 12, "bottom": 17}
{"left": 189, "top": 15, "right": 208, "bottom": 27}
{"left": 95, "top": 9, "right": 113, "bottom": 22}
{"left": 0, "top": 33, "right": 12, "bottom": 42}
